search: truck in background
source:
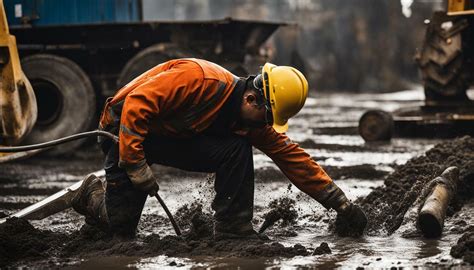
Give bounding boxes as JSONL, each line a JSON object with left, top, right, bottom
{"left": 4, "top": 0, "right": 283, "bottom": 154}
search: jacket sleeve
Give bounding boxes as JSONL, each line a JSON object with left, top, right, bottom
{"left": 247, "top": 126, "right": 333, "bottom": 200}
{"left": 118, "top": 64, "right": 203, "bottom": 169}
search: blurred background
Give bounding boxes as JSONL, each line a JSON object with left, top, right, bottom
{"left": 143, "top": 0, "right": 444, "bottom": 92}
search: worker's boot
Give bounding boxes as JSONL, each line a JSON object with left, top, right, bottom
{"left": 214, "top": 220, "right": 267, "bottom": 240}
{"left": 71, "top": 174, "right": 109, "bottom": 228}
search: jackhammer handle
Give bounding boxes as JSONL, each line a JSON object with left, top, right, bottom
{"left": 154, "top": 193, "right": 182, "bottom": 236}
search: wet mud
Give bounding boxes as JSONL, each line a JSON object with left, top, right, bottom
{"left": 0, "top": 201, "right": 309, "bottom": 267}
{"left": 258, "top": 198, "right": 298, "bottom": 233}
{"left": 313, "top": 242, "right": 331, "bottom": 255}
{"left": 256, "top": 164, "right": 388, "bottom": 181}
{"left": 357, "top": 136, "right": 474, "bottom": 263}
{"left": 450, "top": 228, "right": 474, "bottom": 265}
{"left": 0, "top": 218, "right": 63, "bottom": 267}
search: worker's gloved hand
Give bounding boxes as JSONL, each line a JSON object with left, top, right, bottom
{"left": 315, "top": 182, "right": 367, "bottom": 236}
{"left": 335, "top": 202, "right": 368, "bottom": 236}
{"left": 125, "top": 163, "right": 159, "bottom": 196}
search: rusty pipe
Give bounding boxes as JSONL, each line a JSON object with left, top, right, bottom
{"left": 418, "top": 166, "right": 459, "bottom": 238}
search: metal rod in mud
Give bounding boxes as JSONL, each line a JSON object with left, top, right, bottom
{"left": 418, "top": 166, "right": 459, "bottom": 238}
{"left": 155, "top": 194, "right": 182, "bottom": 236}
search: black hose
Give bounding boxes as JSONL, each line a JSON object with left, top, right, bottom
{"left": 155, "top": 194, "right": 182, "bottom": 236}
{"left": 0, "top": 130, "right": 118, "bottom": 152}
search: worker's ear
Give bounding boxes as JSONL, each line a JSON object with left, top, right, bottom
{"left": 244, "top": 92, "right": 257, "bottom": 105}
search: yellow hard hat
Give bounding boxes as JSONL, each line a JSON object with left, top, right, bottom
{"left": 260, "top": 63, "right": 309, "bottom": 133}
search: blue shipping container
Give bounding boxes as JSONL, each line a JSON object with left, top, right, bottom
{"left": 4, "top": 0, "right": 141, "bottom": 26}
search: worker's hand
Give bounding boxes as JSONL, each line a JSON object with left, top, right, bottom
{"left": 335, "top": 203, "right": 368, "bottom": 237}
{"left": 125, "top": 163, "right": 159, "bottom": 196}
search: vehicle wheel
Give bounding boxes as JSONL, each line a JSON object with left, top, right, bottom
{"left": 415, "top": 12, "right": 470, "bottom": 103}
{"left": 117, "top": 43, "right": 196, "bottom": 88}
{"left": 21, "top": 54, "right": 96, "bottom": 155}
{"left": 358, "top": 110, "right": 394, "bottom": 142}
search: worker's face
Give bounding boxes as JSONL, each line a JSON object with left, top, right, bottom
{"left": 240, "top": 91, "right": 270, "bottom": 128}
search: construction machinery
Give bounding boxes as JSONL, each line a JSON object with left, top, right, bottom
{"left": 0, "top": 0, "right": 37, "bottom": 159}
{"left": 359, "top": 0, "right": 474, "bottom": 141}
{"left": 0, "top": 0, "right": 284, "bottom": 155}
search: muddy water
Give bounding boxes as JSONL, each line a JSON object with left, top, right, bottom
{"left": 1, "top": 89, "right": 472, "bottom": 268}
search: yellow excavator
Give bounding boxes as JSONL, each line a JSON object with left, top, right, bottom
{"left": 0, "top": 0, "right": 37, "bottom": 160}
{"left": 359, "top": 0, "right": 474, "bottom": 141}
{"left": 0, "top": 0, "right": 116, "bottom": 162}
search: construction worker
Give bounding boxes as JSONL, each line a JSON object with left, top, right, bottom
{"left": 72, "top": 58, "right": 367, "bottom": 239}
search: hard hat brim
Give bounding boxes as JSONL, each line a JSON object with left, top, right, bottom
{"left": 272, "top": 122, "right": 288, "bottom": 133}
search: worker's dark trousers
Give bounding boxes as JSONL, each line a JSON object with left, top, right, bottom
{"left": 101, "top": 134, "right": 255, "bottom": 237}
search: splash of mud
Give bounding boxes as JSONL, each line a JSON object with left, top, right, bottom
{"left": 358, "top": 136, "right": 474, "bottom": 235}
{"left": 258, "top": 198, "right": 298, "bottom": 233}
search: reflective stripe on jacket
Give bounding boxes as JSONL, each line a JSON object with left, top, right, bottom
{"left": 99, "top": 58, "right": 333, "bottom": 198}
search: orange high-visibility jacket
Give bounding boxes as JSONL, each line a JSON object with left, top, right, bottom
{"left": 99, "top": 58, "right": 332, "bottom": 199}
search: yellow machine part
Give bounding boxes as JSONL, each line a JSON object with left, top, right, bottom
{"left": 448, "top": 0, "right": 474, "bottom": 15}
{"left": 0, "top": 0, "right": 37, "bottom": 147}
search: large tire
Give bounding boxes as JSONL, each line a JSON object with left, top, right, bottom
{"left": 415, "top": 12, "right": 470, "bottom": 103}
{"left": 21, "top": 54, "right": 96, "bottom": 155}
{"left": 117, "top": 43, "right": 197, "bottom": 88}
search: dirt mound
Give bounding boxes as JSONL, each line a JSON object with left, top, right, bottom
{"left": 450, "top": 229, "right": 474, "bottom": 265}
{"left": 313, "top": 242, "right": 331, "bottom": 255}
{"left": 358, "top": 136, "right": 474, "bottom": 235}
{"left": 258, "top": 198, "right": 298, "bottom": 233}
{"left": 0, "top": 217, "right": 63, "bottom": 267}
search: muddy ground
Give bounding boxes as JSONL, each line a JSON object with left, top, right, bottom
{"left": 1, "top": 90, "right": 473, "bottom": 268}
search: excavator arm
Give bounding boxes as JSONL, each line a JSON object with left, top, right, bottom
{"left": 0, "top": 0, "right": 36, "bottom": 146}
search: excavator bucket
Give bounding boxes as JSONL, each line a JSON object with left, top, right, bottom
{"left": 0, "top": 0, "right": 36, "bottom": 147}
{"left": 448, "top": 0, "right": 474, "bottom": 15}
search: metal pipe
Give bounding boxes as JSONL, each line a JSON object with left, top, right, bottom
{"left": 418, "top": 166, "right": 459, "bottom": 237}
{"left": 155, "top": 194, "right": 182, "bottom": 236}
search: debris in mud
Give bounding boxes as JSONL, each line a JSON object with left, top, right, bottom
{"left": 313, "top": 242, "right": 331, "bottom": 255}
{"left": 258, "top": 198, "right": 298, "bottom": 233}
{"left": 185, "top": 208, "right": 214, "bottom": 240}
{"left": 359, "top": 136, "right": 474, "bottom": 235}
{"left": 0, "top": 217, "right": 61, "bottom": 267}
{"left": 450, "top": 229, "right": 474, "bottom": 265}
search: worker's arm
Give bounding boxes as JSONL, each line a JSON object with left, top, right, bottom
{"left": 118, "top": 63, "right": 203, "bottom": 194}
{"left": 248, "top": 126, "right": 350, "bottom": 210}
{"left": 249, "top": 126, "right": 368, "bottom": 234}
